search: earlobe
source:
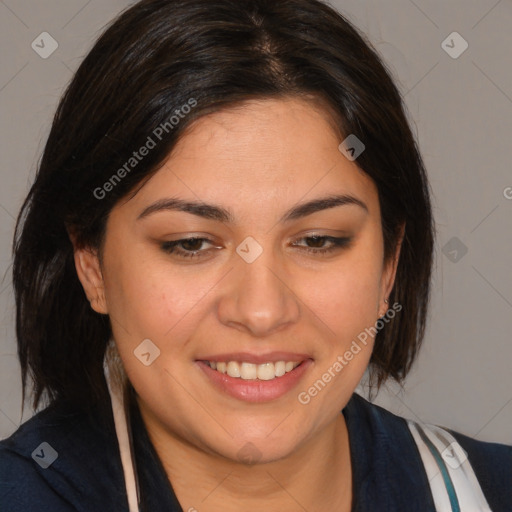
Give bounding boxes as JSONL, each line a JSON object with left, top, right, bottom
{"left": 73, "top": 247, "right": 109, "bottom": 314}
{"left": 379, "top": 224, "right": 405, "bottom": 316}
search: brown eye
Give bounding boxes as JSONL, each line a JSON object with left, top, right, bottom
{"left": 181, "top": 238, "right": 205, "bottom": 251}
{"left": 161, "top": 237, "right": 218, "bottom": 259}
{"left": 305, "top": 236, "right": 327, "bottom": 248}
{"left": 293, "top": 235, "right": 352, "bottom": 255}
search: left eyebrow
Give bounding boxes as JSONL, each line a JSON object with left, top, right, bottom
{"left": 280, "top": 194, "right": 368, "bottom": 222}
{"left": 136, "top": 194, "right": 368, "bottom": 223}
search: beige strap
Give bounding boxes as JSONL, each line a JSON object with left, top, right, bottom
{"left": 104, "top": 357, "right": 140, "bottom": 512}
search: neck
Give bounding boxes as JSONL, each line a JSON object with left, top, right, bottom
{"left": 137, "top": 399, "right": 352, "bottom": 512}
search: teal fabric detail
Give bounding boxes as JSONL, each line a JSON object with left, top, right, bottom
{"left": 417, "top": 424, "right": 461, "bottom": 512}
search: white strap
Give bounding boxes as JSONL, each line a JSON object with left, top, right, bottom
{"left": 104, "top": 359, "right": 140, "bottom": 512}
{"left": 408, "top": 420, "right": 492, "bottom": 511}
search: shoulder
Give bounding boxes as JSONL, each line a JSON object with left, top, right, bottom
{"left": 450, "top": 429, "right": 512, "bottom": 510}
{"left": 347, "top": 393, "right": 512, "bottom": 511}
{"left": 0, "top": 402, "right": 128, "bottom": 512}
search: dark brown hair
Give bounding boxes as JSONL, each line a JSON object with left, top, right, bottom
{"left": 13, "top": 0, "right": 434, "bottom": 411}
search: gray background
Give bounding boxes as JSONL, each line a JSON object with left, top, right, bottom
{"left": 1, "top": 0, "right": 511, "bottom": 443}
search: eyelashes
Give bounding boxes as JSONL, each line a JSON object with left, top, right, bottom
{"left": 160, "top": 235, "right": 352, "bottom": 260}
{"left": 161, "top": 237, "right": 218, "bottom": 258}
{"left": 293, "top": 235, "right": 351, "bottom": 254}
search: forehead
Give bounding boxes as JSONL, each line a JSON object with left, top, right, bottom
{"left": 168, "top": 98, "right": 344, "bottom": 178}
{"left": 118, "top": 98, "right": 379, "bottom": 219}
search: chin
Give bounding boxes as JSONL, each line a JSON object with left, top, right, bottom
{"left": 220, "top": 438, "right": 300, "bottom": 466}
{"left": 212, "top": 425, "right": 307, "bottom": 465}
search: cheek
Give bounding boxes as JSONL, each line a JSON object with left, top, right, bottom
{"left": 303, "top": 257, "right": 383, "bottom": 339}
{"left": 293, "top": 260, "right": 381, "bottom": 419}
{"left": 103, "top": 246, "right": 214, "bottom": 337}
{"left": 104, "top": 260, "right": 213, "bottom": 403}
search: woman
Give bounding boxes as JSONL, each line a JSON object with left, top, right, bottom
{"left": 0, "top": 0, "right": 510, "bottom": 510}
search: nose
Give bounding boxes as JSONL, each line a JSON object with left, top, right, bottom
{"left": 217, "top": 253, "right": 301, "bottom": 337}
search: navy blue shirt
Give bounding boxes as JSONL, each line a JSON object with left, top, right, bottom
{"left": 1, "top": 393, "right": 510, "bottom": 511}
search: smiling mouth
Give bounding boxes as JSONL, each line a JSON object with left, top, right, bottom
{"left": 202, "top": 360, "right": 302, "bottom": 381}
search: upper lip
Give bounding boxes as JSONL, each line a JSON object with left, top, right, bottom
{"left": 196, "top": 352, "right": 312, "bottom": 364}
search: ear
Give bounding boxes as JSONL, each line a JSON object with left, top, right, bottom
{"left": 378, "top": 223, "right": 405, "bottom": 317}
{"left": 71, "top": 238, "right": 109, "bottom": 315}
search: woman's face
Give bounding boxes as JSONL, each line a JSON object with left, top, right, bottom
{"left": 76, "top": 98, "right": 399, "bottom": 463}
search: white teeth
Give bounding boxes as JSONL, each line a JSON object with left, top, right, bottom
{"left": 207, "top": 360, "right": 302, "bottom": 380}
{"left": 227, "top": 361, "right": 241, "bottom": 378}
{"left": 275, "top": 361, "right": 286, "bottom": 377}
{"left": 257, "top": 363, "right": 275, "bottom": 381}
{"left": 240, "top": 362, "right": 257, "bottom": 380}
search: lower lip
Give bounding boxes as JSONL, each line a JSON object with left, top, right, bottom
{"left": 197, "top": 360, "right": 313, "bottom": 403}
